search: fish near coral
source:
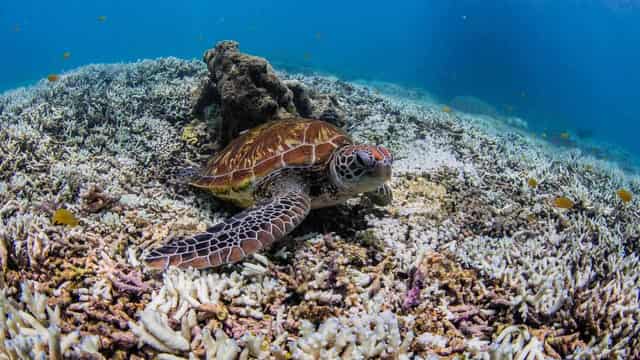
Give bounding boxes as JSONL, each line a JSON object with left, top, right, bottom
{"left": 552, "top": 196, "right": 574, "bottom": 209}
{"left": 63, "top": 51, "right": 71, "bottom": 60}
{"left": 47, "top": 74, "right": 60, "bottom": 82}
{"left": 560, "top": 132, "right": 570, "bottom": 139}
{"left": 52, "top": 208, "right": 79, "bottom": 226}
{"left": 616, "top": 189, "right": 632, "bottom": 203}
{"left": 527, "top": 177, "right": 538, "bottom": 188}
{"left": 442, "top": 105, "right": 452, "bottom": 113}
{"left": 144, "top": 118, "right": 394, "bottom": 270}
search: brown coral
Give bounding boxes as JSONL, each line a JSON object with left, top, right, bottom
{"left": 193, "top": 40, "right": 297, "bottom": 146}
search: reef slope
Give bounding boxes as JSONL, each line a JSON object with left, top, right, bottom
{"left": 0, "top": 58, "right": 639, "bottom": 359}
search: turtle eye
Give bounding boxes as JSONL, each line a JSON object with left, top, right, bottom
{"left": 355, "top": 151, "right": 375, "bottom": 168}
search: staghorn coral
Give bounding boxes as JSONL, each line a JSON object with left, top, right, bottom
{"left": 0, "top": 281, "right": 83, "bottom": 359}
{"left": 287, "top": 310, "right": 414, "bottom": 359}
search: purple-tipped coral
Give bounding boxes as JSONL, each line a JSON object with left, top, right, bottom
{"left": 402, "top": 267, "right": 425, "bottom": 311}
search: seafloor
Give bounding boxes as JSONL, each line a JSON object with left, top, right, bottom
{"left": 0, "top": 58, "right": 639, "bottom": 360}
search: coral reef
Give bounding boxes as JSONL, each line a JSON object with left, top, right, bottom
{"left": 1, "top": 55, "right": 639, "bottom": 359}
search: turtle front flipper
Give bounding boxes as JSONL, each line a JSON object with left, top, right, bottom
{"left": 144, "top": 190, "right": 311, "bottom": 270}
{"left": 365, "top": 183, "right": 393, "bottom": 206}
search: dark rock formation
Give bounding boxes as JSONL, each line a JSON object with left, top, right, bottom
{"left": 282, "top": 79, "right": 346, "bottom": 126}
{"left": 193, "top": 40, "right": 296, "bottom": 146}
{"left": 308, "top": 93, "right": 346, "bottom": 127}
{"left": 193, "top": 40, "right": 345, "bottom": 147}
{"left": 283, "top": 80, "right": 313, "bottom": 117}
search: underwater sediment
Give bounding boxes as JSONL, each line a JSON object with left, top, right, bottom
{"left": 0, "top": 50, "right": 639, "bottom": 359}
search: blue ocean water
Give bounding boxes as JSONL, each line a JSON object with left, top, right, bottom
{"left": 2, "top": 0, "right": 639, "bottom": 162}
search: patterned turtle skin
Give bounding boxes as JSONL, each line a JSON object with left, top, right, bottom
{"left": 145, "top": 118, "right": 393, "bottom": 270}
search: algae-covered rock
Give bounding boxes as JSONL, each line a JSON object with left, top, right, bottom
{"left": 193, "top": 40, "right": 347, "bottom": 147}
{"left": 193, "top": 40, "right": 297, "bottom": 146}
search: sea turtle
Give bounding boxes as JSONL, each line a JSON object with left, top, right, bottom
{"left": 145, "top": 118, "right": 393, "bottom": 270}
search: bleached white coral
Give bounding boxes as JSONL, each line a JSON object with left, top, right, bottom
{"left": 202, "top": 328, "right": 241, "bottom": 360}
{"left": 488, "top": 325, "right": 546, "bottom": 360}
{"left": 0, "top": 282, "right": 80, "bottom": 359}
{"left": 288, "top": 310, "right": 414, "bottom": 360}
{"left": 100, "top": 211, "right": 122, "bottom": 227}
{"left": 142, "top": 267, "right": 285, "bottom": 321}
{"left": 130, "top": 267, "right": 286, "bottom": 353}
{"left": 393, "top": 136, "right": 478, "bottom": 180}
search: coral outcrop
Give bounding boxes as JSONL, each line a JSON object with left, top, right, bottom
{"left": 193, "top": 40, "right": 296, "bottom": 146}
{"left": 193, "top": 41, "right": 345, "bottom": 147}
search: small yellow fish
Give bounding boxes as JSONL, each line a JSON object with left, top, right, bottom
{"left": 97, "top": 15, "right": 107, "bottom": 22}
{"left": 63, "top": 51, "right": 71, "bottom": 60}
{"left": 616, "top": 189, "right": 632, "bottom": 203}
{"left": 47, "top": 74, "right": 60, "bottom": 82}
{"left": 553, "top": 196, "right": 574, "bottom": 209}
{"left": 442, "top": 105, "right": 452, "bottom": 113}
{"left": 527, "top": 178, "right": 538, "bottom": 188}
{"left": 52, "top": 208, "right": 79, "bottom": 227}
{"left": 560, "top": 132, "right": 570, "bottom": 139}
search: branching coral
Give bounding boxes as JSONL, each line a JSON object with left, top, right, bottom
{"left": 288, "top": 311, "right": 414, "bottom": 360}
{"left": 0, "top": 282, "right": 83, "bottom": 359}
{"left": 128, "top": 266, "right": 286, "bottom": 354}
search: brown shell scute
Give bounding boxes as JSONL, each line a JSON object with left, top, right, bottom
{"left": 191, "top": 118, "right": 352, "bottom": 192}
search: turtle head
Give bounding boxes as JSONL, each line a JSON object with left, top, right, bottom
{"left": 330, "top": 145, "right": 393, "bottom": 193}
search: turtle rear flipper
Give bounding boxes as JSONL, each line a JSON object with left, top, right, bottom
{"left": 145, "top": 190, "right": 311, "bottom": 270}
